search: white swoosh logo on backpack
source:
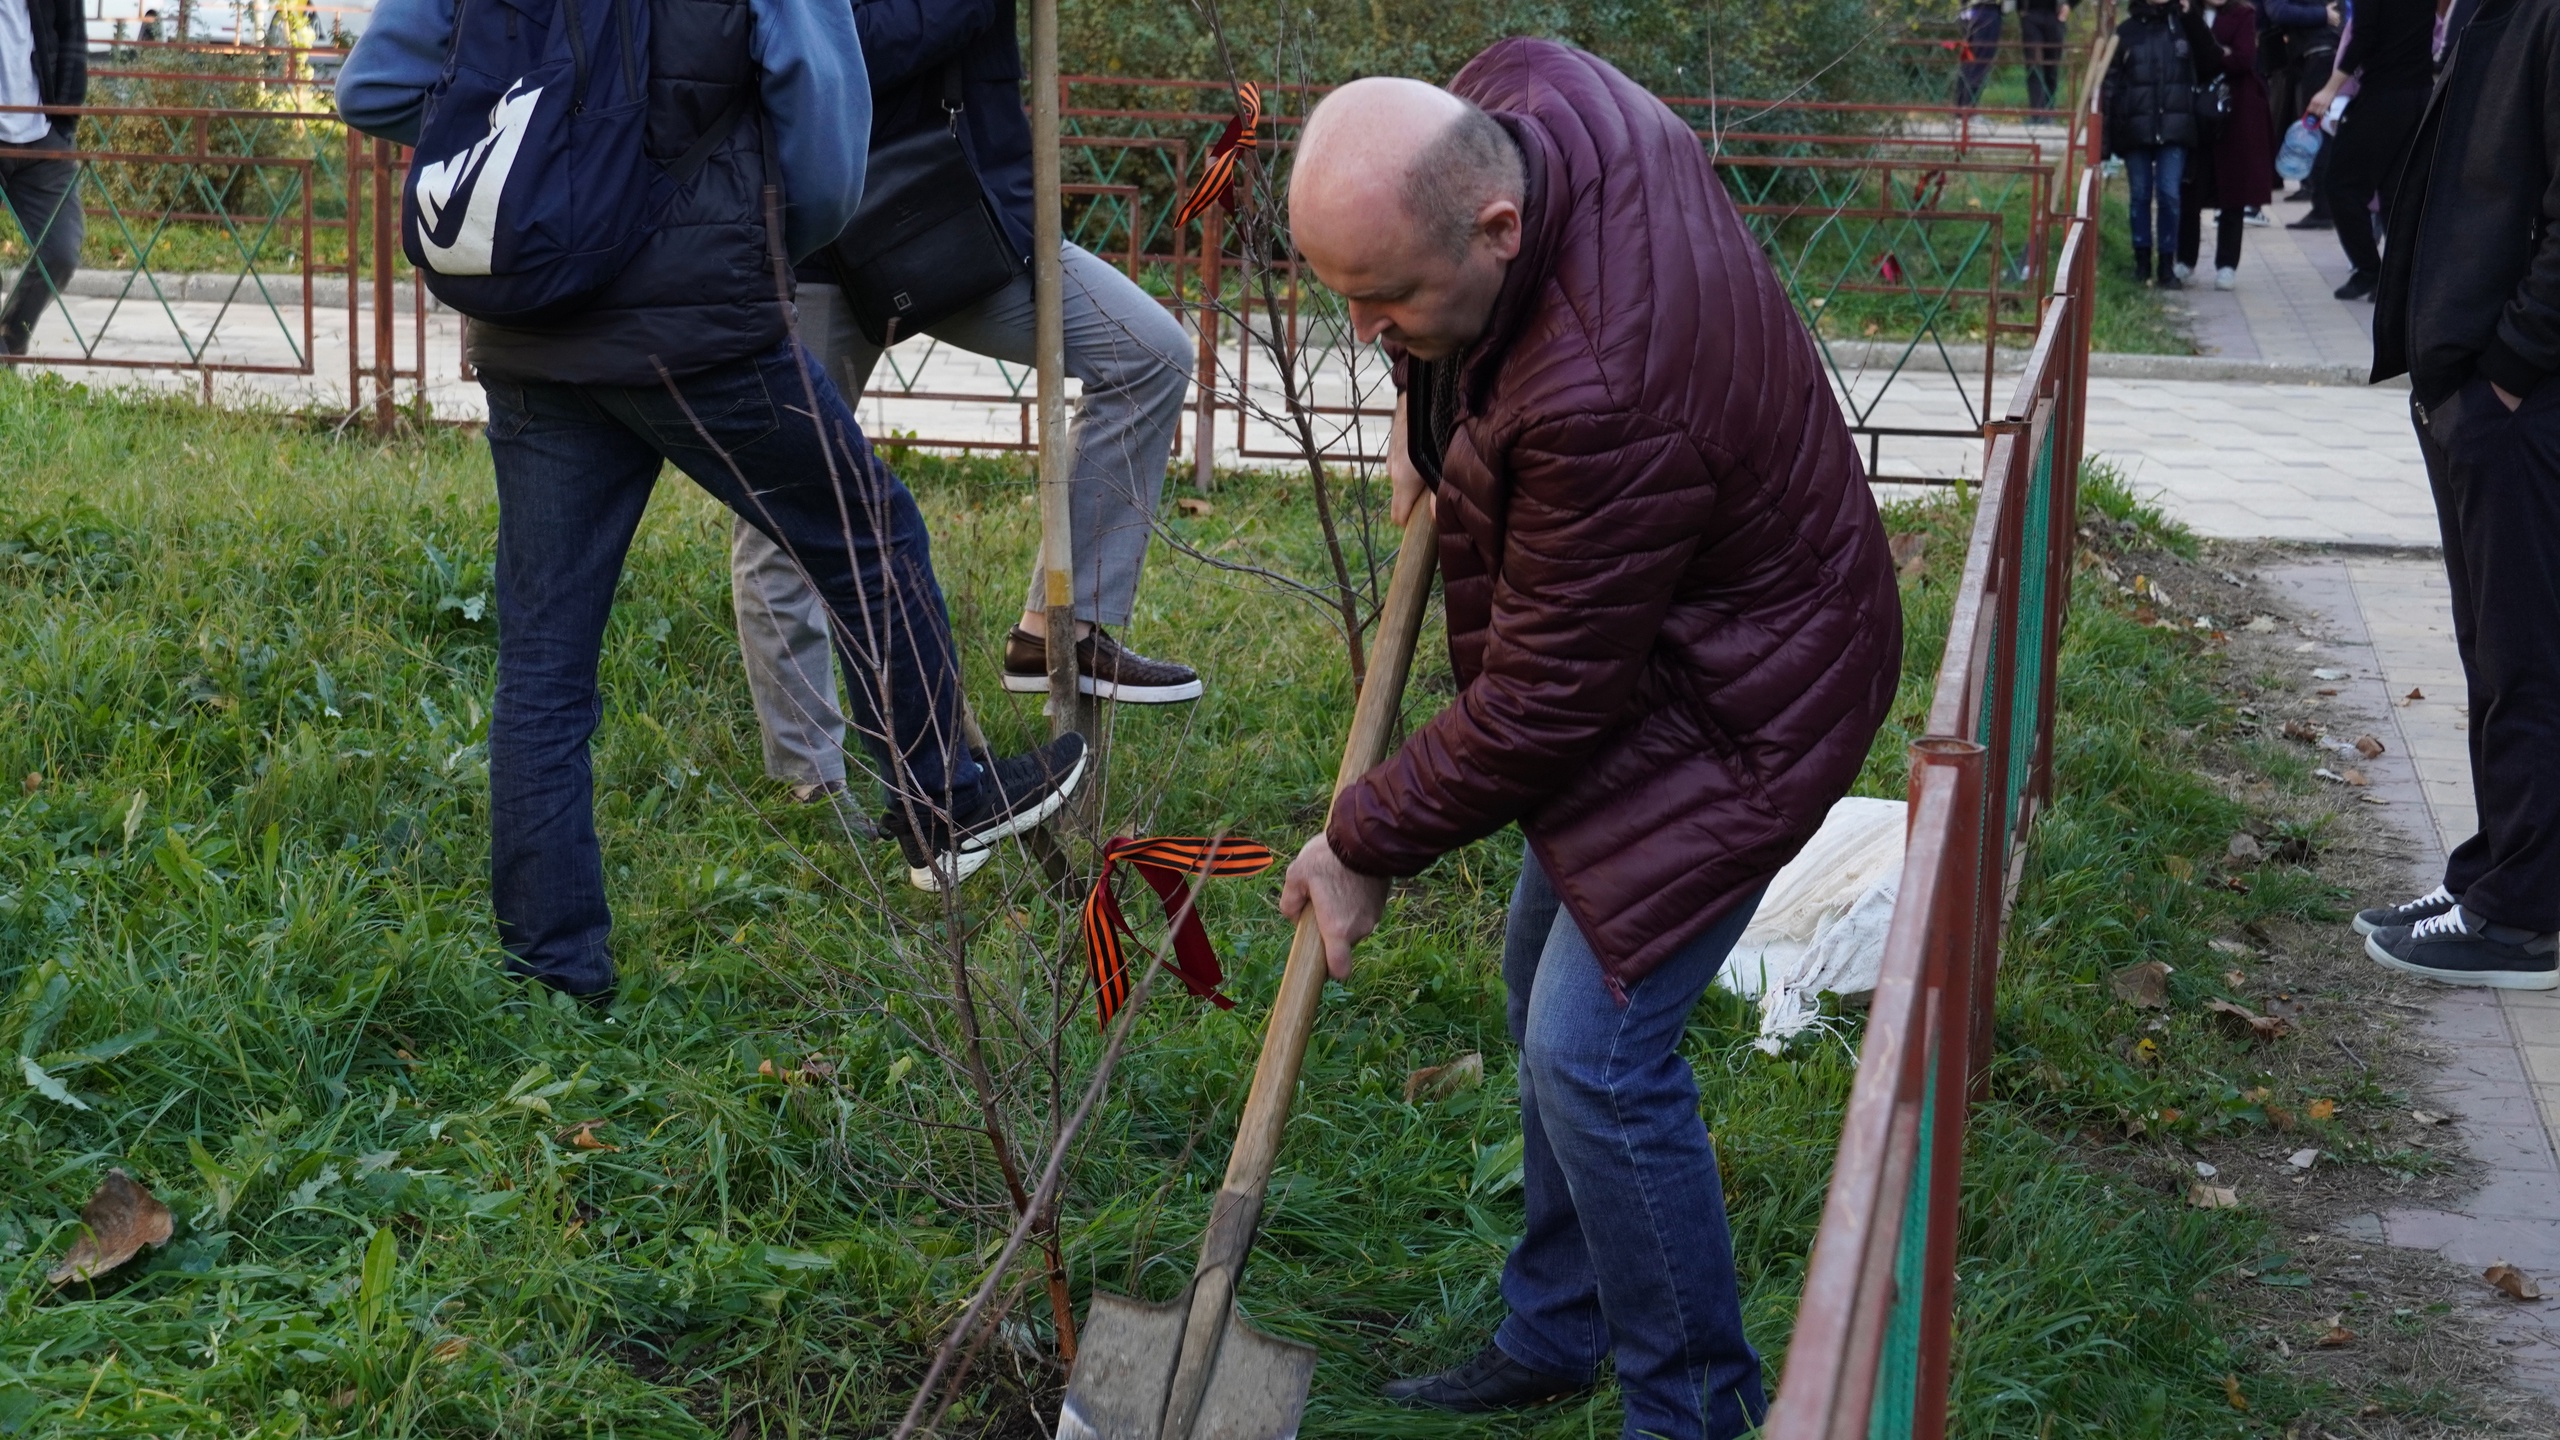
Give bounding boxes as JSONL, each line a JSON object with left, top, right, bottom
{"left": 414, "top": 80, "right": 542, "bottom": 277}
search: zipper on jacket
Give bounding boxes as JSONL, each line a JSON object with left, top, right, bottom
{"left": 613, "top": 0, "right": 638, "bottom": 100}
{"left": 559, "top": 0, "right": 592, "bottom": 111}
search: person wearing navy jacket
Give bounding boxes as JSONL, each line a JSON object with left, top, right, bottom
{"left": 725, "top": 0, "right": 1202, "bottom": 841}
{"left": 337, "top": 0, "right": 1089, "bottom": 1002}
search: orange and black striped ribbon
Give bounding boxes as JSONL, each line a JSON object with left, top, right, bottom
{"left": 1083, "top": 835, "right": 1276, "bottom": 1026}
{"left": 1174, "top": 82, "right": 1262, "bottom": 230}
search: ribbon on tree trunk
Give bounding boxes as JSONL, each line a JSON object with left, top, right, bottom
{"left": 1083, "top": 835, "right": 1276, "bottom": 1026}
{"left": 1175, "top": 82, "right": 1262, "bottom": 229}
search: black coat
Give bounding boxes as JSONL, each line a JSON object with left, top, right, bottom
{"left": 2374, "top": 0, "right": 2560, "bottom": 403}
{"left": 852, "top": 0, "right": 1036, "bottom": 266}
{"left": 2102, "top": 3, "right": 2219, "bottom": 151}
{"left": 25, "top": 0, "right": 88, "bottom": 140}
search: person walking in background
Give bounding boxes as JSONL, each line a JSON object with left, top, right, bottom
{"left": 2310, "top": 0, "right": 2431, "bottom": 299}
{"left": 2177, "top": 0, "right": 2275, "bottom": 287}
{"left": 2261, "top": 0, "right": 2341, "bottom": 224}
{"left": 731, "top": 0, "right": 1200, "bottom": 819}
{"left": 1956, "top": 0, "right": 2004, "bottom": 107}
{"left": 2022, "top": 0, "right": 2071, "bottom": 112}
{"left": 2102, "top": 0, "right": 2220, "bottom": 288}
{"left": 2362, "top": 0, "right": 2560, "bottom": 992}
{"left": 0, "top": 0, "right": 84, "bottom": 358}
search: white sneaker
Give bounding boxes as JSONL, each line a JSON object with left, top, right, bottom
{"left": 2214, "top": 267, "right": 2237, "bottom": 290}
{"left": 2242, "top": 207, "right": 2271, "bottom": 227}
{"left": 2173, "top": 262, "right": 2194, "bottom": 282}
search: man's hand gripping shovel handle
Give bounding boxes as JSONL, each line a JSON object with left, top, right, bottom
{"left": 1152, "top": 503, "right": 1440, "bottom": 1439}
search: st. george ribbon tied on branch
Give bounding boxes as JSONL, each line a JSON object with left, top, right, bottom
{"left": 1082, "top": 836, "right": 1275, "bottom": 1026}
{"left": 1175, "top": 82, "right": 1262, "bottom": 229}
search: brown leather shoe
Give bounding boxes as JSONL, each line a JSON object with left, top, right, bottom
{"left": 1001, "top": 626, "right": 1202, "bottom": 703}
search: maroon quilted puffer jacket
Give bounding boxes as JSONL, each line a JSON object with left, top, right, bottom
{"left": 1327, "top": 39, "right": 1903, "bottom": 992}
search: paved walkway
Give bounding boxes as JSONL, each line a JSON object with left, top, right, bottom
{"left": 2095, "top": 177, "right": 2560, "bottom": 1392}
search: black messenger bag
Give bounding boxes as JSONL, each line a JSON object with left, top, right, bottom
{"left": 825, "top": 62, "right": 1025, "bottom": 346}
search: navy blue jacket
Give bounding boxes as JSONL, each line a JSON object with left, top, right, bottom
{"left": 853, "top": 0, "right": 1035, "bottom": 264}
{"left": 340, "top": 0, "right": 870, "bottom": 384}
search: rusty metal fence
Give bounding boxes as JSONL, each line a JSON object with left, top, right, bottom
{"left": 5, "top": 62, "right": 2079, "bottom": 466}
{"left": 1765, "top": 107, "right": 2102, "bottom": 1440}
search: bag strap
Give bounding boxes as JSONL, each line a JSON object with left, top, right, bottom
{"left": 941, "top": 58, "right": 966, "bottom": 117}
{"left": 666, "top": 89, "right": 751, "bottom": 186}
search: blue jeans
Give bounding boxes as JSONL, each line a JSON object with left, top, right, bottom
{"left": 479, "top": 338, "right": 981, "bottom": 994}
{"left": 1494, "top": 852, "right": 1769, "bottom": 1440}
{"left": 2121, "top": 144, "right": 2187, "bottom": 261}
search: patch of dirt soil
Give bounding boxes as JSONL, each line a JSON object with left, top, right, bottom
{"left": 2073, "top": 522, "right": 2560, "bottom": 1438}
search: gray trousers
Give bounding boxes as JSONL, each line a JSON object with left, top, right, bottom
{"left": 730, "top": 241, "right": 1193, "bottom": 783}
{"left": 0, "top": 133, "right": 83, "bottom": 350}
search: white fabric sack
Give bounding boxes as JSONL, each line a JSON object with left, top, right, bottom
{"left": 1716, "top": 796, "right": 1908, "bottom": 1053}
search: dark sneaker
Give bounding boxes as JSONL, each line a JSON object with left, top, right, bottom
{"left": 2131, "top": 250, "right": 2154, "bottom": 285}
{"left": 788, "top": 777, "right": 878, "bottom": 839}
{"left": 1001, "top": 626, "right": 1203, "bottom": 704}
{"left": 2354, "top": 883, "right": 2457, "bottom": 937}
{"left": 880, "top": 732, "right": 1087, "bottom": 891}
{"left": 2366, "top": 907, "right": 2560, "bottom": 991}
{"left": 1382, "top": 1342, "right": 1591, "bottom": 1413}
{"left": 2334, "top": 270, "right": 2378, "bottom": 301}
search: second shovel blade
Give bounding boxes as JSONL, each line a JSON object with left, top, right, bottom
{"left": 1054, "top": 1290, "right": 1315, "bottom": 1440}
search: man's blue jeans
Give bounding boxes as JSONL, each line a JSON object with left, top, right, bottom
{"left": 1494, "top": 852, "right": 1769, "bottom": 1440}
{"left": 2121, "top": 144, "right": 2187, "bottom": 261}
{"left": 478, "top": 338, "right": 980, "bottom": 994}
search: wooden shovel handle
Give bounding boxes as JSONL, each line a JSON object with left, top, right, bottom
{"left": 1220, "top": 502, "right": 1439, "bottom": 1201}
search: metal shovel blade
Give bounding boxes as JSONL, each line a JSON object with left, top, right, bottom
{"left": 1054, "top": 1291, "right": 1315, "bottom": 1440}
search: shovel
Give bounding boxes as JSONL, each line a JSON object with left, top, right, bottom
{"left": 1056, "top": 504, "right": 1441, "bottom": 1440}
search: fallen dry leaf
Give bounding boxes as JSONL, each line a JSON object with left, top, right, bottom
{"left": 20, "top": 771, "right": 38, "bottom": 794}
{"left": 2225, "top": 969, "right": 2249, "bottom": 989}
{"left": 2359, "top": 793, "right": 2393, "bottom": 806}
{"left": 2208, "top": 938, "right": 2253, "bottom": 958}
{"left": 2205, "top": 998, "right": 2291, "bottom": 1042}
{"left": 2410, "top": 1109, "right": 2449, "bottom": 1126}
{"left": 2400, "top": 687, "right": 2424, "bottom": 704}
{"left": 2354, "top": 734, "right": 2386, "bottom": 759}
{"left": 2133, "top": 1036, "right": 2161, "bottom": 1066}
{"left": 47, "top": 1170, "right": 174, "bottom": 1287}
{"left": 431, "top": 1336, "right": 470, "bottom": 1363}
{"left": 2111, "top": 961, "right": 2173, "bottom": 1009}
{"left": 2227, "top": 832, "right": 2264, "bottom": 863}
{"left": 2223, "top": 1374, "right": 2250, "bottom": 1412}
{"left": 1174, "top": 496, "right": 1215, "bottom": 518}
{"left": 2484, "top": 1263, "right": 2543, "bottom": 1301}
{"left": 2281, "top": 719, "right": 2321, "bottom": 743}
{"left": 2314, "top": 1321, "right": 2356, "bottom": 1348}
{"left": 559, "top": 1121, "right": 619, "bottom": 1152}
{"left": 2288, "top": 1147, "right": 2320, "bottom": 1170}
{"left": 1403, "top": 1051, "right": 1485, "bottom": 1104}
{"left": 2307, "top": 1098, "right": 2337, "bottom": 1122}
{"left": 2340, "top": 768, "right": 2370, "bottom": 787}
{"left": 2189, "top": 1183, "right": 2241, "bottom": 1210}
{"left": 1887, "top": 532, "right": 1927, "bottom": 581}
{"left": 2266, "top": 1103, "right": 2298, "bottom": 1132}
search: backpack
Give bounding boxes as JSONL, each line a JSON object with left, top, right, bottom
{"left": 400, "top": 0, "right": 746, "bottom": 325}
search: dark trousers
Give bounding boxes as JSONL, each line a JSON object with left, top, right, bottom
{"left": 2414, "top": 379, "right": 2560, "bottom": 933}
{"left": 1494, "top": 853, "right": 1769, "bottom": 1440}
{"left": 478, "top": 337, "right": 982, "bottom": 993}
{"left": 0, "top": 133, "right": 84, "bottom": 351}
{"left": 2122, "top": 144, "right": 2187, "bottom": 262}
{"left": 2323, "top": 85, "right": 2428, "bottom": 276}
{"left": 1956, "top": 5, "right": 2003, "bottom": 108}
{"left": 2021, "top": 9, "right": 2067, "bottom": 111}
{"left": 2176, "top": 196, "right": 2245, "bottom": 272}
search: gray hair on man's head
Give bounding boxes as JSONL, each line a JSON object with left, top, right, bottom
{"left": 1402, "top": 100, "right": 1525, "bottom": 258}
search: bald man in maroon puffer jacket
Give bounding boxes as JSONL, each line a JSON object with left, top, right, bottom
{"left": 1278, "top": 40, "right": 1900, "bottom": 1438}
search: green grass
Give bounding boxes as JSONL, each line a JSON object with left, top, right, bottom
{"left": 0, "top": 378, "right": 2416, "bottom": 1436}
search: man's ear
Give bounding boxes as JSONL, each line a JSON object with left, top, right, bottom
{"left": 1477, "top": 198, "right": 1524, "bottom": 262}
